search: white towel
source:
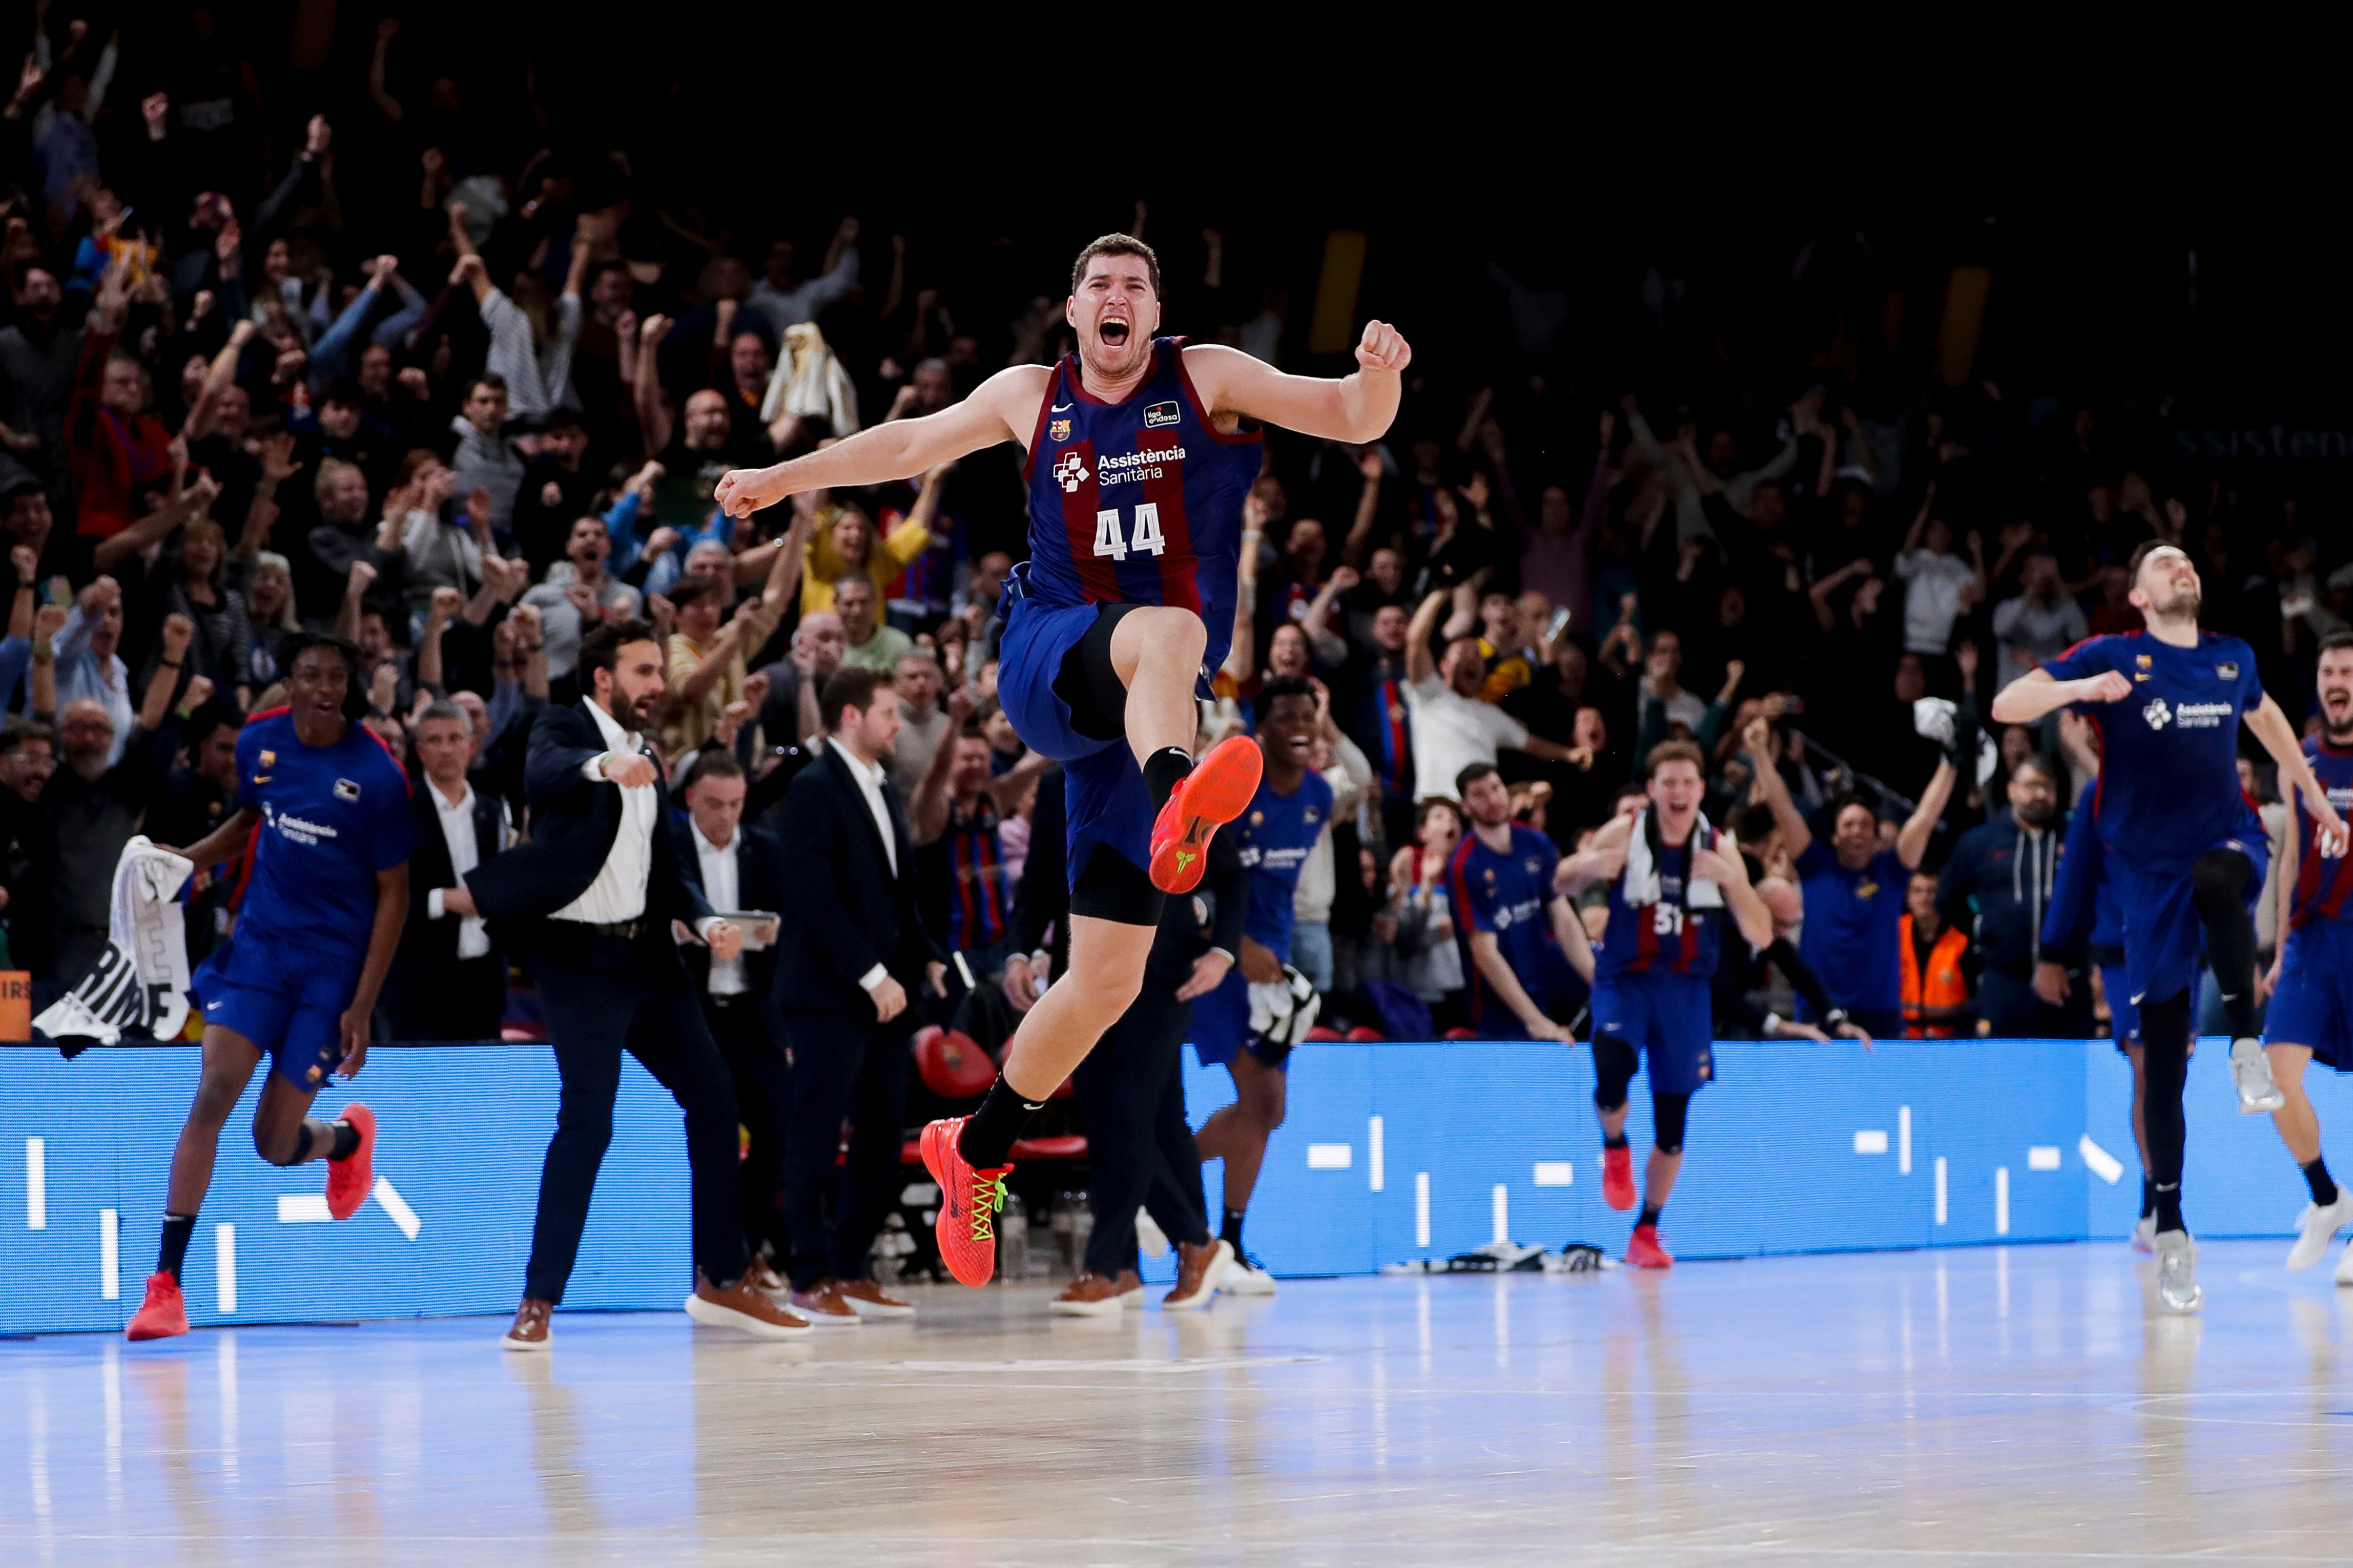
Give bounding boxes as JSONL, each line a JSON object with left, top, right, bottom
{"left": 1622, "top": 809, "right": 1726, "bottom": 910}
{"left": 36, "top": 837, "right": 194, "bottom": 1047}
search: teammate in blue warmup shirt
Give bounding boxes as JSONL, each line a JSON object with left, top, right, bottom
{"left": 126, "top": 634, "right": 412, "bottom": 1342}
{"left": 1744, "top": 714, "right": 1957, "bottom": 1040}
{"left": 1995, "top": 540, "right": 2347, "bottom": 1313}
{"left": 716, "top": 235, "right": 1411, "bottom": 1296}
{"left": 1556, "top": 741, "right": 1771, "bottom": 1267}
{"left": 1451, "top": 763, "right": 1593, "bottom": 1041}
{"left": 1191, "top": 678, "right": 1332, "bottom": 1292}
{"left": 2259, "top": 633, "right": 2353, "bottom": 1278}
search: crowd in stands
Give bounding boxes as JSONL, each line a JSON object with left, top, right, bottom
{"left": 0, "top": 12, "right": 2339, "bottom": 1070}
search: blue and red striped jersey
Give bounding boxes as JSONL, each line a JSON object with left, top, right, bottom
{"left": 2290, "top": 736, "right": 2353, "bottom": 930}
{"left": 1594, "top": 820, "right": 1722, "bottom": 981}
{"left": 940, "top": 804, "right": 1013, "bottom": 953}
{"left": 1019, "top": 338, "right": 1262, "bottom": 672}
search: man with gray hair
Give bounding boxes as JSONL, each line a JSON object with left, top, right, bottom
{"left": 386, "top": 699, "right": 511, "bottom": 1039}
{"left": 834, "top": 574, "right": 912, "bottom": 672}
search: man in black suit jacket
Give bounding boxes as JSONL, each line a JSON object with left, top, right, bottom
{"left": 456, "top": 619, "right": 810, "bottom": 1347}
{"left": 386, "top": 701, "right": 510, "bottom": 1040}
{"left": 670, "top": 749, "right": 792, "bottom": 1285}
{"left": 773, "top": 665, "right": 942, "bottom": 1323}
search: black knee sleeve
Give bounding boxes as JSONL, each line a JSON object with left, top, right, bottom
{"left": 1592, "top": 1034, "right": 1637, "bottom": 1111}
{"left": 2191, "top": 848, "right": 2260, "bottom": 1036}
{"left": 1652, "top": 1091, "right": 1690, "bottom": 1155}
{"left": 2139, "top": 990, "right": 2192, "bottom": 1186}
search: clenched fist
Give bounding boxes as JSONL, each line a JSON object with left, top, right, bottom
{"left": 1355, "top": 319, "right": 1412, "bottom": 374}
{"left": 714, "top": 467, "right": 788, "bottom": 519}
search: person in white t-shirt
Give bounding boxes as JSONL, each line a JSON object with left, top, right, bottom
{"left": 1402, "top": 590, "right": 1588, "bottom": 800}
{"left": 1892, "top": 493, "right": 1984, "bottom": 657}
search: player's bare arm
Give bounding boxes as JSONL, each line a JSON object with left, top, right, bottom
{"left": 162, "top": 807, "right": 259, "bottom": 871}
{"left": 1695, "top": 835, "right": 1776, "bottom": 951}
{"left": 713, "top": 366, "right": 1049, "bottom": 518}
{"left": 1547, "top": 892, "right": 1598, "bottom": 984}
{"left": 1743, "top": 715, "right": 1815, "bottom": 858}
{"left": 1896, "top": 760, "right": 1957, "bottom": 871}
{"left": 1183, "top": 321, "right": 1411, "bottom": 443}
{"left": 1989, "top": 665, "right": 2133, "bottom": 725}
{"left": 1467, "top": 929, "right": 1570, "bottom": 1040}
{"left": 2247, "top": 693, "right": 2351, "bottom": 850}
{"left": 1555, "top": 812, "right": 1633, "bottom": 895}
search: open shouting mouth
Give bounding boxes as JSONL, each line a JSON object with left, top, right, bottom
{"left": 1099, "top": 318, "right": 1131, "bottom": 347}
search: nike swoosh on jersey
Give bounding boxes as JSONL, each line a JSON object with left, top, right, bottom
{"left": 1050, "top": 402, "right": 1073, "bottom": 412}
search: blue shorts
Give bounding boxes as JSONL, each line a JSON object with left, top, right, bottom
{"left": 2264, "top": 923, "right": 2353, "bottom": 1072}
{"left": 2112, "top": 831, "right": 2269, "bottom": 1009}
{"left": 1590, "top": 973, "right": 1715, "bottom": 1095}
{"left": 1470, "top": 953, "right": 1588, "bottom": 1041}
{"left": 2101, "top": 963, "right": 2141, "bottom": 1051}
{"left": 998, "top": 596, "right": 1154, "bottom": 889}
{"left": 192, "top": 931, "right": 359, "bottom": 1093}
{"left": 1191, "top": 967, "right": 1289, "bottom": 1071}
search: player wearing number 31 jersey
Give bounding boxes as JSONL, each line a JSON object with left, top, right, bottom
{"left": 715, "top": 234, "right": 1411, "bottom": 1296}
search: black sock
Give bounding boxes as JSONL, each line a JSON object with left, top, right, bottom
{"left": 158, "top": 1213, "right": 197, "bottom": 1281}
{"left": 1602, "top": 1131, "right": 1629, "bottom": 1151}
{"left": 1638, "top": 1203, "right": 1662, "bottom": 1229}
{"left": 328, "top": 1120, "right": 360, "bottom": 1161}
{"left": 958, "top": 1076, "right": 1045, "bottom": 1169}
{"left": 2305, "top": 1156, "right": 2339, "bottom": 1207}
{"left": 2154, "top": 1181, "right": 2184, "bottom": 1235}
{"left": 2140, "top": 1177, "right": 2154, "bottom": 1220}
{"left": 1222, "top": 1207, "right": 1246, "bottom": 1252}
{"left": 1143, "top": 746, "right": 1194, "bottom": 813}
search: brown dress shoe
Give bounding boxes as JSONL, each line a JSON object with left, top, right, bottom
{"left": 1163, "top": 1238, "right": 1234, "bottom": 1311}
{"left": 684, "top": 1273, "right": 813, "bottom": 1338}
{"left": 748, "top": 1259, "right": 792, "bottom": 1299}
{"left": 1049, "top": 1271, "right": 1129, "bottom": 1317}
{"left": 1113, "top": 1269, "right": 1144, "bottom": 1304}
{"left": 788, "top": 1279, "right": 862, "bottom": 1327}
{"left": 501, "top": 1298, "right": 554, "bottom": 1351}
{"left": 832, "top": 1277, "right": 915, "bottom": 1320}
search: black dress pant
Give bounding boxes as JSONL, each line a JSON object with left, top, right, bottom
{"left": 706, "top": 991, "right": 789, "bottom": 1261}
{"left": 1073, "top": 990, "right": 1213, "bottom": 1279}
{"left": 779, "top": 1007, "right": 909, "bottom": 1291}
{"left": 387, "top": 952, "right": 508, "bottom": 1040}
{"left": 523, "top": 933, "right": 745, "bottom": 1304}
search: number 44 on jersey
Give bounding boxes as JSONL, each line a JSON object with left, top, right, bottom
{"left": 1092, "top": 503, "right": 1168, "bottom": 560}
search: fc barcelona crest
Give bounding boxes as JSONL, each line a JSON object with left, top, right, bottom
{"left": 1049, "top": 418, "right": 1072, "bottom": 444}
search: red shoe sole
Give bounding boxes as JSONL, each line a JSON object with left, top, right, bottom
{"left": 1147, "top": 737, "right": 1264, "bottom": 894}
{"left": 921, "top": 1118, "right": 1000, "bottom": 1289}
{"left": 326, "top": 1103, "right": 375, "bottom": 1221}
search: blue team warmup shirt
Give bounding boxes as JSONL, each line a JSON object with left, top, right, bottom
{"left": 2041, "top": 630, "right": 2264, "bottom": 870}
{"left": 233, "top": 709, "right": 412, "bottom": 964}
{"left": 1230, "top": 768, "right": 1334, "bottom": 961}
{"left": 1451, "top": 822, "right": 1590, "bottom": 1033}
{"left": 1794, "top": 841, "right": 1909, "bottom": 1018}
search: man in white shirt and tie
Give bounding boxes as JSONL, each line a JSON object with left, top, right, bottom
{"left": 386, "top": 701, "right": 511, "bottom": 1040}
{"left": 457, "top": 619, "right": 813, "bottom": 1347}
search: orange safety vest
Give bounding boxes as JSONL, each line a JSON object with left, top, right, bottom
{"left": 1899, "top": 914, "right": 1971, "bottom": 1038}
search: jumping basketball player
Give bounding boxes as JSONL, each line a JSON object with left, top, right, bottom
{"left": 2259, "top": 631, "right": 2353, "bottom": 1277}
{"left": 1993, "top": 541, "right": 2348, "bottom": 1312}
{"left": 717, "top": 235, "right": 1409, "bottom": 1285}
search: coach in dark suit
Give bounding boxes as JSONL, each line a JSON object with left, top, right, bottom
{"left": 772, "top": 665, "right": 942, "bottom": 1322}
{"left": 386, "top": 699, "right": 511, "bottom": 1040}
{"left": 670, "top": 749, "right": 793, "bottom": 1281}
{"left": 459, "top": 619, "right": 808, "bottom": 1347}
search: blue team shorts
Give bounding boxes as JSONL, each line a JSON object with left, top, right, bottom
{"left": 2101, "top": 963, "right": 2141, "bottom": 1051}
{"left": 2112, "top": 830, "right": 2269, "bottom": 1010}
{"left": 998, "top": 596, "right": 1155, "bottom": 889}
{"left": 192, "top": 931, "right": 359, "bottom": 1093}
{"left": 1472, "top": 953, "right": 1589, "bottom": 1041}
{"left": 2264, "top": 922, "right": 2353, "bottom": 1072}
{"left": 1191, "top": 966, "right": 1290, "bottom": 1071}
{"left": 1588, "top": 973, "right": 1715, "bottom": 1095}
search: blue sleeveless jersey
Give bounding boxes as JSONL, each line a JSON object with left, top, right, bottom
{"left": 1595, "top": 821, "right": 1722, "bottom": 981}
{"left": 2290, "top": 737, "right": 2353, "bottom": 930}
{"left": 1018, "top": 338, "right": 1262, "bottom": 671}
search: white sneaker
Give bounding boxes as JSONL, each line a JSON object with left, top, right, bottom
{"left": 2129, "top": 1216, "right": 2157, "bottom": 1255}
{"left": 2232, "top": 1038, "right": 2285, "bottom": 1114}
{"left": 1136, "top": 1207, "right": 1170, "bottom": 1259}
{"left": 2154, "top": 1229, "right": 2203, "bottom": 1315}
{"left": 1220, "top": 1251, "right": 1278, "bottom": 1297}
{"left": 2287, "top": 1191, "right": 2353, "bottom": 1271}
{"left": 2336, "top": 1235, "right": 2353, "bottom": 1286}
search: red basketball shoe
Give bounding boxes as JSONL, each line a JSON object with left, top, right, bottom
{"left": 1626, "top": 1223, "right": 1674, "bottom": 1269}
{"left": 1147, "top": 737, "right": 1264, "bottom": 894}
{"left": 126, "top": 1272, "right": 189, "bottom": 1341}
{"left": 1601, "top": 1144, "right": 1636, "bottom": 1211}
{"left": 920, "top": 1116, "right": 1012, "bottom": 1288}
{"left": 325, "top": 1103, "right": 376, "bottom": 1221}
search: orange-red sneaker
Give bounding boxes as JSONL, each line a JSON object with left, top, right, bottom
{"left": 1147, "top": 736, "right": 1264, "bottom": 894}
{"left": 920, "top": 1116, "right": 1012, "bottom": 1288}
{"left": 1626, "top": 1223, "right": 1674, "bottom": 1269}
{"left": 325, "top": 1103, "right": 375, "bottom": 1221}
{"left": 126, "top": 1271, "right": 189, "bottom": 1341}
{"left": 1601, "top": 1145, "right": 1636, "bottom": 1211}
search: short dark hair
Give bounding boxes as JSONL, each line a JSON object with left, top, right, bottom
{"left": 0, "top": 717, "right": 53, "bottom": 755}
{"left": 680, "top": 749, "right": 746, "bottom": 794}
{"left": 820, "top": 666, "right": 894, "bottom": 731}
{"left": 2320, "top": 630, "right": 2353, "bottom": 657}
{"left": 1646, "top": 739, "right": 1706, "bottom": 779}
{"left": 2010, "top": 752, "right": 2061, "bottom": 786}
{"left": 464, "top": 372, "right": 509, "bottom": 402}
{"left": 579, "top": 618, "right": 658, "bottom": 689}
{"left": 1454, "top": 761, "right": 1502, "bottom": 798}
{"left": 2129, "top": 538, "right": 2185, "bottom": 582}
{"left": 274, "top": 631, "right": 369, "bottom": 718}
{"left": 1732, "top": 802, "right": 1778, "bottom": 844}
{"left": 668, "top": 572, "right": 726, "bottom": 611}
{"left": 1254, "top": 673, "right": 1316, "bottom": 726}
{"left": 1069, "top": 233, "right": 1162, "bottom": 297}
{"left": 1829, "top": 789, "right": 1881, "bottom": 828}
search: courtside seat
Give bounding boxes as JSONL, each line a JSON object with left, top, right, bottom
{"left": 1443, "top": 1027, "right": 1480, "bottom": 1040}
{"left": 1345, "top": 1026, "right": 1386, "bottom": 1043}
{"left": 1009, "top": 1134, "right": 1087, "bottom": 1162}
{"left": 914, "top": 1027, "right": 998, "bottom": 1099}
{"left": 1304, "top": 1026, "right": 1343, "bottom": 1042}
